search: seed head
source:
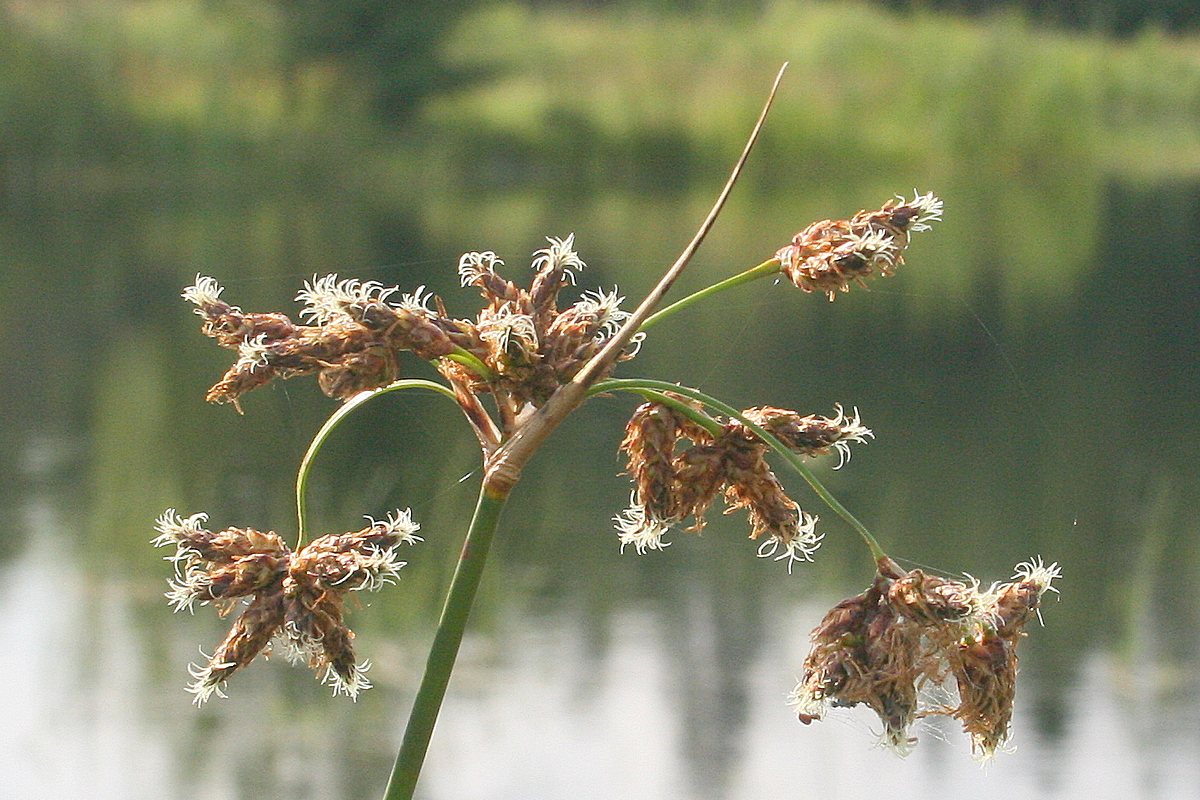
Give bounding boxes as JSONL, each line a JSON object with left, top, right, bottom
{"left": 776, "top": 192, "right": 942, "bottom": 300}
{"left": 741, "top": 404, "right": 873, "bottom": 468}
{"left": 154, "top": 509, "right": 421, "bottom": 703}
{"left": 791, "top": 557, "right": 1059, "bottom": 758}
{"left": 614, "top": 402, "right": 834, "bottom": 569}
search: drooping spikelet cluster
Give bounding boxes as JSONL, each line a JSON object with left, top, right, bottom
{"left": 789, "top": 556, "right": 1060, "bottom": 759}
{"left": 153, "top": 509, "right": 422, "bottom": 703}
{"left": 776, "top": 192, "right": 943, "bottom": 300}
{"left": 183, "top": 235, "right": 641, "bottom": 437}
{"left": 615, "top": 399, "right": 872, "bottom": 569}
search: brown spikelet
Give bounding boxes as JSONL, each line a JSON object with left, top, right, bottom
{"left": 719, "top": 428, "right": 803, "bottom": 544}
{"left": 775, "top": 193, "right": 942, "bottom": 300}
{"left": 740, "top": 405, "right": 872, "bottom": 464}
{"left": 947, "top": 630, "right": 1018, "bottom": 759}
{"left": 620, "top": 402, "right": 684, "bottom": 523}
{"left": 790, "top": 571, "right": 924, "bottom": 753}
{"left": 670, "top": 441, "right": 728, "bottom": 531}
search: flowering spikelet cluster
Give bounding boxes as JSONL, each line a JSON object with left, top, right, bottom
{"left": 153, "top": 509, "right": 422, "bottom": 703}
{"left": 615, "top": 400, "right": 872, "bottom": 569}
{"left": 789, "top": 556, "right": 1060, "bottom": 758}
{"left": 776, "top": 192, "right": 942, "bottom": 300}
{"left": 183, "top": 235, "right": 641, "bottom": 429}
{"left": 456, "top": 236, "right": 643, "bottom": 411}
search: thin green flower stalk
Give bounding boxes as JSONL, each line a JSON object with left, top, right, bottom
{"left": 154, "top": 62, "right": 1057, "bottom": 799}
{"left": 639, "top": 257, "right": 782, "bottom": 331}
{"left": 296, "top": 379, "right": 457, "bottom": 544}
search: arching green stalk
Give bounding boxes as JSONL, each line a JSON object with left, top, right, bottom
{"left": 638, "top": 257, "right": 781, "bottom": 331}
{"left": 295, "top": 379, "right": 458, "bottom": 544}
{"left": 593, "top": 378, "right": 887, "bottom": 562}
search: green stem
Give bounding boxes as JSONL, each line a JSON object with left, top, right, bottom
{"left": 295, "top": 379, "right": 458, "bottom": 545}
{"left": 383, "top": 484, "right": 509, "bottom": 800}
{"left": 638, "top": 257, "right": 781, "bottom": 331}
{"left": 593, "top": 378, "right": 887, "bottom": 562}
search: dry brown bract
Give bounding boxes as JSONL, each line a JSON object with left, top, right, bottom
{"left": 790, "top": 555, "right": 1059, "bottom": 758}
{"left": 154, "top": 509, "right": 421, "bottom": 703}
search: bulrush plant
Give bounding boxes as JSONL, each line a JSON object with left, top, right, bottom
{"left": 155, "top": 67, "right": 1058, "bottom": 798}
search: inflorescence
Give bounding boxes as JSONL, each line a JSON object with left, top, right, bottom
{"left": 182, "top": 234, "right": 643, "bottom": 441}
{"left": 790, "top": 556, "right": 1061, "bottom": 759}
{"left": 154, "top": 509, "right": 421, "bottom": 703}
{"left": 154, "top": 191, "right": 1058, "bottom": 760}
{"left": 776, "top": 191, "right": 943, "bottom": 300}
{"left": 615, "top": 399, "right": 872, "bottom": 569}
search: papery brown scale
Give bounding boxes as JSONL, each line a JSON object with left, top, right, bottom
{"left": 202, "top": 309, "right": 298, "bottom": 350}
{"left": 210, "top": 527, "right": 289, "bottom": 560}
{"left": 292, "top": 319, "right": 381, "bottom": 366}
{"left": 325, "top": 525, "right": 407, "bottom": 554}
{"left": 170, "top": 526, "right": 288, "bottom": 565}
{"left": 719, "top": 430, "right": 801, "bottom": 543}
{"left": 195, "top": 555, "right": 287, "bottom": 604}
{"left": 317, "top": 347, "right": 401, "bottom": 399}
{"left": 722, "top": 472, "right": 800, "bottom": 543}
{"left": 621, "top": 402, "right": 683, "bottom": 522}
{"left": 317, "top": 608, "right": 361, "bottom": 687}
{"left": 543, "top": 312, "right": 598, "bottom": 372}
{"left": 529, "top": 266, "right": 569, "bottom": 319}
{"left": 491, "top": 362, "right": 559, "bottom": 409}
{"left": 477, "top": 275, "right": 523, "bottom": 307}
{"left": 855, "top": 201, "right": 915, "bottom": 245}
{"left": 990, "top": 580, "right": 1042, "bottom": 637}
{"left": 382, "top": 309, "right": 457, "bottom": 361}
{"left": 948, "top": 631, "right": 1017, "bottom": 758}
{"left": 283, "top": 576, "right": 359, "bottom": 680}
{"left": 203, "top": 591, "right": 287, "bottom": 686}
{"left": 458, "top": 255, "right": 523, "bottom": 306}
{"left": 741, "top": 407, "right": 850, "bottom": 456}
{"left": 887, "top": 571, "right": 973, "bottom": 626}
{"left": 206, "top": 367, "right": 281, "bottom": 406}
{"left": 283, "top": 578, "right": 342, "bottom": 643}
{"left": 291, "top": 536, "right": 379, "bottom": 591}
{"left": 433, "top": 300, "right": 488, "bottom": 355}
{"left": 549, "top": 335, "right": 638, "bottom": 387}
{"left": 671, "top": 442, "right": 727, "bottom": 530}
{"left": 860, "top": 605, "right": 923, "bottom": 743}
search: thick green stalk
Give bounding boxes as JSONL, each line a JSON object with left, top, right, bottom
{"left": 383, "top": 484, "right": 509, "bottom": 800}
{"left": 638, "top": 257, "right": 781, "bottom": 331}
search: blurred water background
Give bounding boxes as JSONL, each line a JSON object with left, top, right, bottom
{"left": 3, "top": 1, "right": 1200, "bottom": 798}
